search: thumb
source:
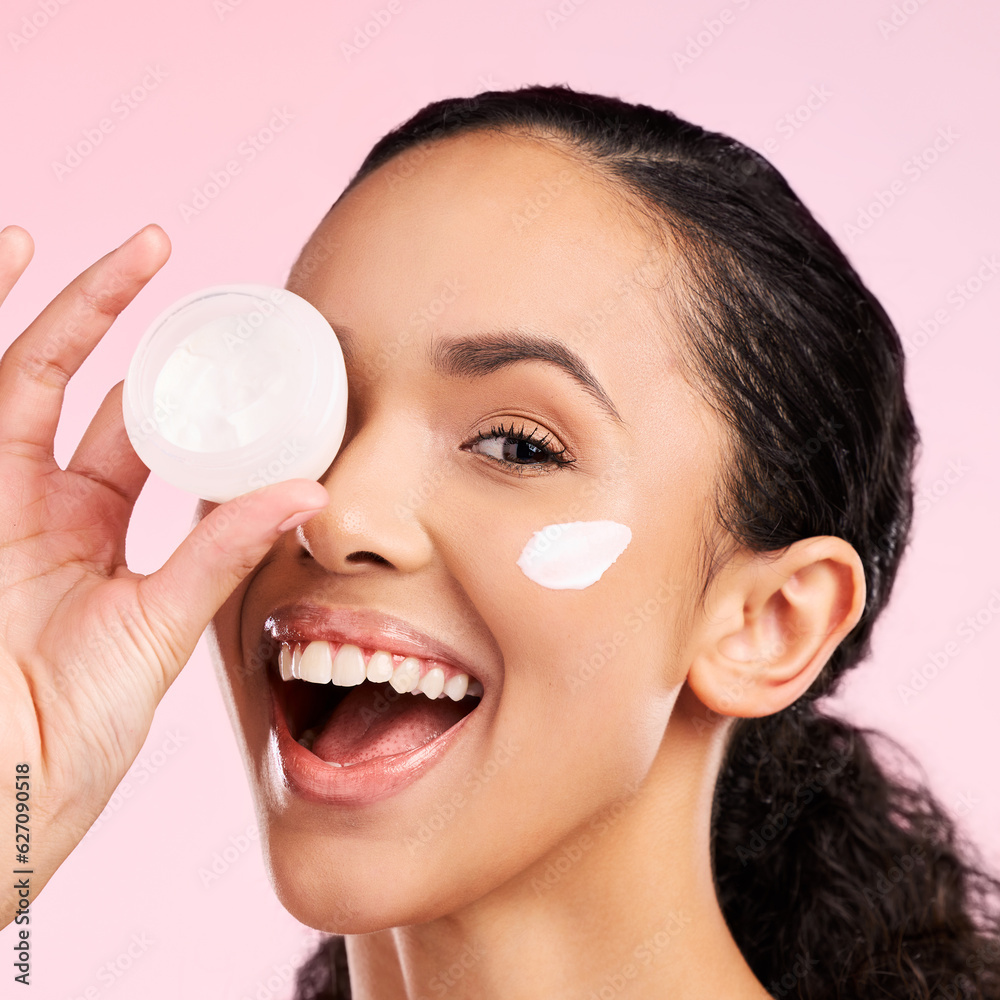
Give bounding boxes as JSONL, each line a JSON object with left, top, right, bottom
{"left": 138, "top": 480, "right": 329, "bottom": 664}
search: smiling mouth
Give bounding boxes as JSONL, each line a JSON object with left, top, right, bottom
{"left": 268, "top": 638, "right": 484, "bottom": 768}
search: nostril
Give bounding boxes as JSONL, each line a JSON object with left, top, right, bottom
{"left": 346, "top": 551, "right": 391, "bottom": 566}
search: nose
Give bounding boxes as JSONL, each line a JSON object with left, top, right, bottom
{"left": 297, "top": 408, "right": 437, "bottom": 575}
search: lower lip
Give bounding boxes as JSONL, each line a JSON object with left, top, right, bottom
{"left": 267, "top": 670, "right": 478, "bottom": 807}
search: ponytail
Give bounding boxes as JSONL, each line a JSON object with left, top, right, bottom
{"left": 713, "top": 705, "right": 1000, "bottom": 998}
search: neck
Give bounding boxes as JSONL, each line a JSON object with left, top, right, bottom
{"left": 344, "top": 687, "right": 771, "bottom": 999}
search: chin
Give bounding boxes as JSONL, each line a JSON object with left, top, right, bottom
{"left": 259, "top": 819, "right": 496, "bottom": 934}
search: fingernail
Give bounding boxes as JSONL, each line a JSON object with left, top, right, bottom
{"left": 118, "top": 224, "right": 149, "bottom": 250}
{"left": 277, "top": 508, "right": 324, "bottom": 533}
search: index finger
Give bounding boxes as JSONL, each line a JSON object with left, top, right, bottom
{"left": 0, "top": 226, "right": 35, "bottom": 310}
{"left": 0, "top": 224, "right": 171, "bottom": 457}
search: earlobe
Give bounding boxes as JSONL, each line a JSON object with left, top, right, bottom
{"left": 686, "top": 536, "right": 866, "bottom": 719}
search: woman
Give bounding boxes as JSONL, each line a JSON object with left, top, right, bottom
{"left": 1, "top": 85, "right": 998, "bottom": 999}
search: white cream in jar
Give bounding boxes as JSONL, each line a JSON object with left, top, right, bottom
{"left": 123, "top": 284, "right": 348, "bottom": 503}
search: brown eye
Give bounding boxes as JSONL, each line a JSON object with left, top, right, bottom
{"left": 464, "top": 421, "right": 574, "bottom": 474}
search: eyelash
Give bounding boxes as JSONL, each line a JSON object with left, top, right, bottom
{"left": 465, "top": 421, "right": 576, "bottom": 476}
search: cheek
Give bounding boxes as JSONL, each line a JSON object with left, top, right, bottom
{"left": 451, "top": 516, "right": 684, "bottom": 852}
{"left": 466, "top": 516, "right": 681, "bottom": 746}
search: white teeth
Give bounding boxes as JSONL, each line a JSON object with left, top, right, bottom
{"left": 443, "top": 673, "right": 469, "bottom": 701}
{"left": 299, "top": 640, "right": 333, "bottom": 683}
{"left": 390, "top": 656, "right": 421, "bottom": 693}
{"left": 278, "top": 641, "right": 484, "bottom": 702}
{"left": 418, "top": 666, "right": 445, "bottom": 699}
{"left": 331, "top": 643, "right": 366, "bottom": 686}
{"left": 279, "top": 643, "right": 294, "bottom": 681}
{"left": 366, "top": 650, "right": 395, "bottom": 683}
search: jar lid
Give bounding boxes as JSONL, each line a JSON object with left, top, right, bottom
{"left": 123, "top": 284, "right": 347, "bottom": 503}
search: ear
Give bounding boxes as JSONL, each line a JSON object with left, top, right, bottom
{"left": 685, "top": 536, "right": 866, "bottom": 718}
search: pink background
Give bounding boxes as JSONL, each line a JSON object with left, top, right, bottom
{"left": 2, "top": 0, "right": 998, "bottom": 996}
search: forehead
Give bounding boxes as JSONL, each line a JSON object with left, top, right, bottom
{"left": 290, "top": 130, "right": 680, "bottom": 403}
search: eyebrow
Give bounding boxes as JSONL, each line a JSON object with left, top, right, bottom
{"left": 331, "top": 323, "right": 625, "bottom": 426}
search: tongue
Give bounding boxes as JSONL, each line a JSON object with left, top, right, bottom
{"left": 311, "top": 681, "right": 470, "bottom": 766}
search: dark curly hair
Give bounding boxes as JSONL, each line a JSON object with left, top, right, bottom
{"left": 291, "top": 84, "right": 1000, "bottom": 999}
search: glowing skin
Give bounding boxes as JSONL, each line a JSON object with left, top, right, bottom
{"left": 202, "top": 132, "right": 783, "bottom": 999}
{"left": 516, "top": 520, "right": 632, "bottom": 590}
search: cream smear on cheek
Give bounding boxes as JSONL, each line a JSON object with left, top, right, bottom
{"left": 516, "top": 521, "right": 632, "bottom": 590}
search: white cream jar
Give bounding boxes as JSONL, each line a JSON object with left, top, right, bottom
{"left": 122, "top": 284, "right": 347, "bottom": 503}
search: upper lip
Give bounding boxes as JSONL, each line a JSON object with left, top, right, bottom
{"left": 263, "top": 602, "right": 484, "bottom": 683}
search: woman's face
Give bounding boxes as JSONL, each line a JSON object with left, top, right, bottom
{"left": 208, "top": 131, "right": 726, "bottom": 931}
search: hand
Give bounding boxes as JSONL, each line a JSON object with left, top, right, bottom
{"left": 0, "top": 225, "right": 328, "bottom": 926}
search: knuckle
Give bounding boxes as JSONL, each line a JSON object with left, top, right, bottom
{"left": 75, "top": 279, "right": 126, "bottom": 322}
{"left": 10, "top": 343, "right": 72, "bottom": 391}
